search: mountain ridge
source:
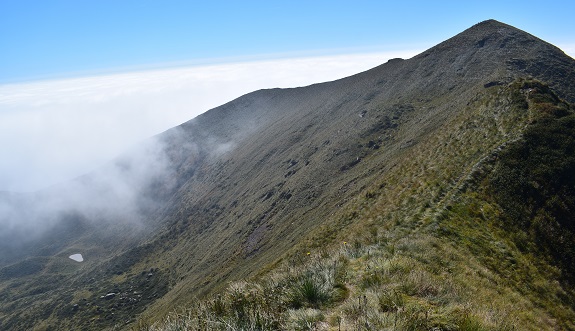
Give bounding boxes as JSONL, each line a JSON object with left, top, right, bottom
{"left": 126, "top": 18, "right": 575, "bottom": 323}
{"left": 1, "top": 20, "right": 574, "bottom": 330}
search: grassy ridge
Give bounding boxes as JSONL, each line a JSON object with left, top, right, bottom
{"left": 132, "top": 81, "right": 575, "bottom": 330}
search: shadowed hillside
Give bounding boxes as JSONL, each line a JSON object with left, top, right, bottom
{"left": 1, "top": 20, "right": 574, "bottom": 330}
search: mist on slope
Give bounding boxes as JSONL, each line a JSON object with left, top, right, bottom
{"left": 0, "top": 51, "right": 417, "bottom": 192}
{"left": 0, "top": 115, "right": 246, "bottom": 266}
{"left": 0, "top": 51, "right": 424, "bottom": 265}
{"left": 0, "top": 135, "right": 170, "bottom": 259}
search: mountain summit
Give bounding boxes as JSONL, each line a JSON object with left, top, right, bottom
{"left": 1, "top": 20, "right": 575, "bottom": 330}
{"left": 416, "top": 19, "right": 574, "bottom": 100}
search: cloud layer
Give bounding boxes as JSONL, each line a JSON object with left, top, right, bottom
{"left": 0, "top": 51, "right": 418, "bottom": 192}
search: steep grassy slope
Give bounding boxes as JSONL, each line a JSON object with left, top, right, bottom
{"left": 127, "top": 20, "right": 575, "bottom": 323}
{"left": 141, "top": 80, "right": 575, "bottom": 331}
{"left": 1, "top": 20, "right": 574, "bottom": 330}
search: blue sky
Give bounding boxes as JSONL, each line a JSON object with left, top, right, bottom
{"left": 0, "top": 1, "right": 574, "bottom": 192}
{"left": 2, "top": 0, "right": 574, "bottom": 83}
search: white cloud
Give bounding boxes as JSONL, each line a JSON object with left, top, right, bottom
{"left": 558, "top": 43, "right": 575, "bottom": 59}
{"left": 0, "top": 50, "right": 418, "bottom": 192}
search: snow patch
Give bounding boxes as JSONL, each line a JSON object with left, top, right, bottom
{"left": 69, "top": 253, "right": 83, "bottom": 262}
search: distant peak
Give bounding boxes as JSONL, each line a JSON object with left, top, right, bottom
{"left": 461, "top": 19, "right": 521, "bottom": 36}
{"left": 469, "top": 19, "right": 521, "bottom": 33}
{"left": 475, "top": 19, "right": 506, "bottom": 27}
{"left": 415, "top": 19, "right": 550, "bottom": 58}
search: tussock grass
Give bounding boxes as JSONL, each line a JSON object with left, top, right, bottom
{"left": 138, "top": 234, "right": 548, "bottom": 330}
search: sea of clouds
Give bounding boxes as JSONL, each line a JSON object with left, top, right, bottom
{"left": 0, "top": 51, "right": 417, "bottom": 192}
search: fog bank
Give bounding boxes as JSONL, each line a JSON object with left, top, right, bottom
{"left": 0, "top": 51, "right": 418, "bottom": 192}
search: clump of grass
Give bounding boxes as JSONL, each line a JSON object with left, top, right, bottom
{"left": 135, "top": 282, "right": 284, "bottom": 331}
{"left": 341, "top": 240, "right": 365, "bottom": 258}
{"left": 285, "top": 256, "right": 349, "bottom": 309}
{"left": 288, "top": 273, "right": 331, "bottom": 308}
{"left": 457, "top": 313, "right": 488, "bottom": 331}
{"left": 285, "top": 308, "right": 325, "bottom": 330}
{"left": 360, "top": 267, "right": 386, "bottom": 289}
{"left": 378, "top": 290, "right": 404, "bottom": 312}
